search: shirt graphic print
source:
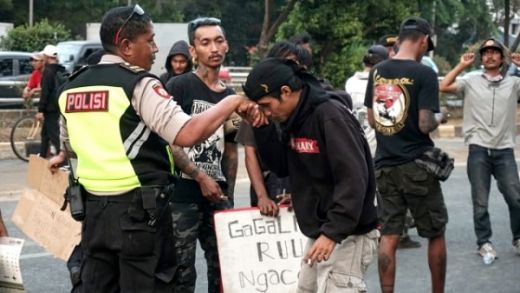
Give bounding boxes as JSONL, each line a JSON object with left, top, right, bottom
{"left": 372, "top": 69, "right": 411, "bottom": 135}
{"left": 182, "top": 99, "right": 226, "bottom": 181}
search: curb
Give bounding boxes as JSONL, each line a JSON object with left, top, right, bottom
{"left": 0, "top": 189, "right": 22, "bottom": 201}
{"left": 432, "top": 125, "right": 463, "bottom": 138}
{"left": 0, "top": 142, "right": 16, "bottom": 160}
{"left": 433, "top": 124, "right": 520, "bottom": 138}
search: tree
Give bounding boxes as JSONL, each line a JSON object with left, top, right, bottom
{"left": 256, "top": 0, "right": 298, "bottom": 57}
{"left": 277, "top": 0, "right": 413, "bottom": 87}
{"left": 433, "top": 0, "right": 496, "bottom": 65}
{"left": 0, "top": 19, "right": 71, "bottom": 52}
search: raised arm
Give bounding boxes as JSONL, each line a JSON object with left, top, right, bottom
{"left": 439, "top": 52, "right": 475, "bottom": 93}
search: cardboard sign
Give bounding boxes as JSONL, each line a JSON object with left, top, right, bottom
{"left": 11, "top": 156, "right": 80, "bottom": 261}
{"left": 214, "top": 207, "right": 308, "bottom": 293}
{"left": 26, "top": 155, "right": 68, "bottom": 205}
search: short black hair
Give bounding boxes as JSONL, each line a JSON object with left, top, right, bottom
{"left": 267, "top": 76, "right": 304, "bottom": 100}
{"left": 100, "top": 6, "right": 152, "bottom": 54}
{"left": 187, "top": 17, "right": 225, "bottom": 46}
{"left": 398, "top": 29, "right": 425, "bottom": 45}
{"left": 290, "top": 32, "right": 312, "bottom": 45}
{"left": 266, "top": 41, "right": 313, "bottom": 70}
{"left": 266, "top": 41, "right": 298, "bottom": 59}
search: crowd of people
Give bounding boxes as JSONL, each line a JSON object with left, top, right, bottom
{"left": 0, "top": 4, "right": 517, "bottom": 293}
{"left": 19, "top": 44, "right": 68, "bottom": 158}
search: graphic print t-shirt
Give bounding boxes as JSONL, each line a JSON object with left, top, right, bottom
{"left": 364, "top": 59, "right": 439, "bottom": 168}
{"left": 166, "top": 72, "right": 235, "bottom": 202}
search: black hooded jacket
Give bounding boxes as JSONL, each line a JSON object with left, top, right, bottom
{"left": 39, "top": 63, "right": 67, "bottom": 113}
{"left": 254, "top": 75, "right": 378, "bottom": 242}
{"left": 159, "top": 40, "right": 192, "bottom": 84}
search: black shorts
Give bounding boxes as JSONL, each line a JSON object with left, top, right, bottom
{"left": 375, "top": 161, "right": 448, "bottom": 238}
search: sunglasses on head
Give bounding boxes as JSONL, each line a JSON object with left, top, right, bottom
{"left": 114, "top": 4, "right": 145, "bottom": 45}
{"left": 188, "top": 17, "right": 221, "bottom": 32}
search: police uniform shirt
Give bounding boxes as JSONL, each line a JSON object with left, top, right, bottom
{"left": 59, "top": 54, "right": 191, "bottom": 194}
{"left": 60, "top": 54, "right": 191, "bottom": 150}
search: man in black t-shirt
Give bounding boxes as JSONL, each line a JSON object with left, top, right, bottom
{"left": 165, "top": 17, "right": 239, "bottom": 293}
{"left": 364, "top": 16, "right": 448, "bottom": 293}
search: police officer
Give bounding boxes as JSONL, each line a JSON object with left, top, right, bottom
{"left": 49, "top": 5, "right": 263, "bottom": 292}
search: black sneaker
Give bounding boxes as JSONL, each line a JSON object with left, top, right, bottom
{"left": 398, "top": 236, "right": 421, "bottom": 249}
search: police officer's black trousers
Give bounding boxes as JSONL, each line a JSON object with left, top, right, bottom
{"left": 80, "top": 189, "right": 176, "bottom": 293}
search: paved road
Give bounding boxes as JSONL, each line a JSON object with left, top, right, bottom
{"left": 1, "top": 139, "right": 520, "bottom": 292}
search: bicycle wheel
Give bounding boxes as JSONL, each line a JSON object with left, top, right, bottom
{"left": 10, "top": 116, "right": 41, "bottom": 162}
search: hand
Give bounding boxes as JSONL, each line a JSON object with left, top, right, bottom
{"left": 48, "top": 152, "right": 65, "bottom": 173}
{"left": 22, "top": 87, "right": 30, "bottom": 100}
{"left": 35, "top": 112, "right": 44, "bottom": 121}
{"left": 511, "top": 52, "right": 520, "bottom": 67}
{"left": 224, "top": 112, "right": 242, "bottom": 135}
{"left": 277, "top": 193, "right": 292, "bottom": 211}
{"left": 440, "top": 106, "right": 449, "bottom": 124}
{"left": 257, "top": 196, "right": 279, "bottom": 217}
{"left": 196, "top": 172, "right": 227, "bottom": 202}
{"left": 303, "top": 234, "right": 336, "bottom": 266}
{"left": 459, "top": 52, "right": 475, "bottom": 68}
{"left": 30, "top": 87, "right": 41, "bottom": 97}
{"left": 237, "top": 99, "right": 268, "bottom": 127}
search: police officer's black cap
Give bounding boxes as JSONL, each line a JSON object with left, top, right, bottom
{"left": 400, "top": 16, "right": 435, "bottom": 52}
{"left": 243, "top": 58, "right": 298, "bottom": 101}
{"left": 479, "top": 38, "right": 505, "bottom": 56}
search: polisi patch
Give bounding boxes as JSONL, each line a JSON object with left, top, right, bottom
{"left": 66, "top": 91, "right": 109, "bottom": 113}
{"left": 289, "top": 137, "right": 320, "bottom": 154}
{"left": 152, "top": 83, "right": 170, "bottom": 99}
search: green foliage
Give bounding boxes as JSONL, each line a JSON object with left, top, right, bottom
{"left": 277, "top": 0, "right": 414, "bottom": 88}
{"left": 426, "top": 0, "right": 496, "bottom": 66}
{"left": 0, "top": 19, "right": 70, "bottom": 52}
{"left": 432, "top": 55, "right": 452, "bottom": 75}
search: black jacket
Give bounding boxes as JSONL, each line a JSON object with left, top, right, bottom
{"left": 39, "top": 63, "right": 67, "bottom": 113}
{"left": 255, "top": 75, "right": 378, "bottom": 242}
{"left": 159, "top": 40, "right": 192, "bottom": 84}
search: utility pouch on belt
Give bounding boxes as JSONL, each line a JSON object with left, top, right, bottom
{"left": 414, "top": 147, "right": 454, "bottom": 181}
{"left": 141, "top": 187, "right": 158, "bottom": 227}
{"left": 139, "top": 185, "right": 174, "bottom": 227}
{"left": 60, "top": 143, "right": 85, "bottom": 221}
{"left": 60, "top": 166, "right": 85, "bottom": 221}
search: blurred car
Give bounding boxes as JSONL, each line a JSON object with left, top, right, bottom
{"left": 57, "top": 40, "right": 103, "bottom": 73}
{"left": 0, "top": 51, "right": 33, "bottom": 108}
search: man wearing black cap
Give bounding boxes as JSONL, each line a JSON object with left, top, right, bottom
{"left": 245, "top": 58, "right": 379, "bottom": 292}
{"left": 440, "top": 38, "right": 520, "bottom": 262}
{"left": 365, "top": 16, "right": 448, "bottom": 293}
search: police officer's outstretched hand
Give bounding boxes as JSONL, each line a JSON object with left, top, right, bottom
{"left": 195, "top": 172, "right": 228, "bottom": 202}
